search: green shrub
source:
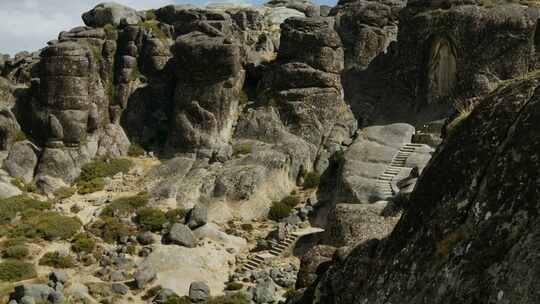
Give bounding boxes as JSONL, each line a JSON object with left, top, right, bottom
{"left": 0, "top": 260, "right": 36, "bottom": 282}
{"left": 71, "top": 233, "right": 96, "bottom": 254}
{"left": 2, "top": 245, "right": 29, "bottom": 260}
{"left": 89, "top": 217, "right": 136, "bottom": 243}
{"left": 203, "top": 293, "right": 250, "bottom": 304}
{"left": 39, "top": 251, "right": 76, "bottom": 268}
{"left": 280, "top": 195, "right": 300, "bottom": 208}
{"left": 14, "top": 130, "right": 27, "bottom": 142}
{"left": 101, "top": 192, "right": 149, "bottom": 217}
{"left": 0, "top": 196, "right": 52, "bottom": 225}
{"left": 225, "top": 282, "right": 244, "bottom": 291}
{"left": 135, "top": 208, "right": 167, "bottom": 232}
{"left": 146, "top": 9, "right": 157, "bottom": 20}
{"left": 303, "top": 172, "right": 320, "bottom": 189}
{"left": 239, "top": 90, "right": 249, "bottom": 105}
{"left": 128, "top": 143, "right": 146, "bottom": 157}
{"left": 76, "top": 158, "right": 133, "bottom": 184}
{"left": 10, "top": 178, "right": 35, "bottom": 193}
{"left": 165, "top": 295, "right": 191, "bottom": 304}
{"left": 240, "top": 224, "right": 253, "bottom": 232}
{"left": 137, "top": 20, "right": 168, "bottom": 41}
{"left": 31, "top": 212, "right": 82, "bottom": 240}
{"left": 233, "top": 143, "right": 253, "bottom": 156}
{"left": 54, "top": 187, "right": 76, "bottom": 200}
{"left": 77, "top": 178, "right": 105, "bottom": 194}
{"left": 165, "top": 209, "right": 187, "bottom": 223}
{"left": 268, "top": 201, "right": 292, "bottom": 221}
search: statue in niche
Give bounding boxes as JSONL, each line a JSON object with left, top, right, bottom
{"left": 426, "top": 37, "right": 457, "bottom": 103}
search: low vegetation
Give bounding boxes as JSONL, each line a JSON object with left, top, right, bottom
{"left": 225, "top": 282, "right": 244, "bottom": 291}
{"left": 233, "top": 142, "right": 253, "bottom": 156}
{"left": 128, "top": 143, "right": 146, "bottom": 157}
{"left": 54, "top": 186, "right": 76, "bottom": 200}
{"left": 11, "top": 212, "right": 82, "bottom": 241}
{"left": 39, "top": 251, "right": 76, "bottom": 268}
{"left": 269, "top": 201, "right": 292, "bottom": 221}
{"left": 303, "top": 171, "right": 321, "bottom": 189}
{"left": 0, "top": 195, "right": 52, "bottom": 225}
{"left": 137, "top": 20, "right": 168, "bottom": 41}
{"left": 89, "top": 217, "right": 137, "bottom": 243}
{"left": 75, "top": 158, "right": 133, "bottom": 194}
{"left": 10, "top": 177, "right": 36, "bottom": 193}
{"left": 281, "top": 195, "right": 300, "bottom": 208}
{"left": 135, "top": 208, "right": 167, "bottom": 232}
{"left": 101, "top": 192, "right": 149, "bottom": 217}
{"left": 71, "top": 233, "right": 96, "bottom": 254}
{"left": 2, "top": 245, "right": 29, "bottom": 260}
{"left": 165, "top": 208, "right": 188, "bottom": 223}
{"left": 446, "top": 97, "right": 481, "bottom": 133}
{"left": 203, "top": 293, "right": 250, "bottom": 304}
{"left": 0, "top": 260, "right": 36, "bottom": 282}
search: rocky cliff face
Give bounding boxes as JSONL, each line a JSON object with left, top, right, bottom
{"left": 293, "top": 73, "right": 540, "bottom": 304}
{"left": 1, "top": 0, "right": 540, "bottom": 303}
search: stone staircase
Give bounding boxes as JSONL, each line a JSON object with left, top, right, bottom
{"left": 241, "top": 233, "right": 300, "bottom": 272}
{"left": 376, "top": 143, "right": 424, "bottom": 199}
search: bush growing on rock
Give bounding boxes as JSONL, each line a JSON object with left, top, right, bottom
{"left": 164, "top": 295, "right": 192, "bottom": 304}
{"left": 135, "top": 208, "right": 167, "bottom": 232}
{"left": 0, "top": 260, "right": 36, "bottom": 282}
{"left": 303, "top": 172, "right": 320, "bottom": 189}
{"left": 10, "top": 177, "right": 36, "bottom": 193}
{"left": 128, "top": 143, "right": 146, "bottom": 157}
{"left": 269, "top": 201, "right": 292, "bottom": 221}
{"left": 39, "top": 251, "right": 76, "bottom": 268}
{"left": 101, "top": 192, "right": 149, "bottom": 217}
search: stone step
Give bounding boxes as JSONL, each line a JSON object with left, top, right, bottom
{"left": 405, "top": 143, "right": 423, "bottom": 147}
{"left": 378, "top": 177, "right": 394, "bottom": 181}
{"left": 253, "top": 256, "right": 265, "bottom": 262}
{"left": 269, "top": 250, "right": 281, "bottom": 256}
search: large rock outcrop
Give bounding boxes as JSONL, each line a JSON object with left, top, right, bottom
{"left": 259, "top": 17, "right": 357, "bottom": 171}
{"left": 343, "top": 0, "right": 539, "bottom": 126}
{"left": 295, "top": 74, "right": 540, "bottom": 304}
{"left": 167, "top": 32, "right": 245, "bottom": 159}
{"left": 82, "top": 2, "right": 142, "bottom": 27}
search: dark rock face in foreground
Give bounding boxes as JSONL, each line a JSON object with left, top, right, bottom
{"left": 296, "top": 75, "right": 540, "bottom": 304}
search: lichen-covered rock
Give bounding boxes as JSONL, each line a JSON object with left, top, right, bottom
{"left": 3, "top": 140, "right": 39, "bottom": 183}
{"left": 296, "top": 245, "right": 336, "bottom": 289}
{"left": 259, "top": 17, "right": 357, "bottom": 171}
{"left": 0, "top": 108, "right": 21, "bottom": 150}
{"left": 167, "top": 32, "right": 244, "bottom": 159}
{"left": 298, "top": 74, "right": 540, "bottom": 304}
{"left": 330, "top": 0, "right": 405, "bottom": 70}
{"left": 82, "top": 2, "right": 142, "bottom": 27}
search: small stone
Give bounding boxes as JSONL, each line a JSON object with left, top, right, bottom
{"left": 189, "top": 281, "right": 210, "bottom": 302}
{"left": 110, "top": 271, "right": 126, "bottom": 282}
{"left": 48, "top": 291, "right": 65, "bottom": 304}
{"left": 164, "top": 223, "right": 197, "bottom": 248}
{"left": 111, "top": 283, "right": 129, "bottom": 295}
{"left": 137, "top": 231, "right": 155, "bottom": 245}
{"left": 49, "top": 271, "right": 69, "bottom": 284}
{"left": 134, "top": 267, "right": 156, "bottom": 289}
{"left": 20, "top": 296, "right": 35, "bottom": 304}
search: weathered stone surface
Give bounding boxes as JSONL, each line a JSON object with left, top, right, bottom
{"left": 0, "top": 108, "right": 20, "bottom": 150}
{"left": 296, "top": 245, "right": 336, "bottom": 289}
{"left": 189, "top": 281, "right": 210, "bottom": 302}
{"left": 167, "top": 32, "right": 245, "bottom": 158}
{"left": 322, "top": 202, "right": 400, "bottom": 247}
{"left": 134, "top": 267, "right": 157, "bottom": 289}
{"left": 297, "top": 74, "right": 540, "bottom": 304}
{"left": 165, "top": 223, "right": 197, "bottom": 248}
{"left": 3, "top": 140, "right": 38, "bottom": 183}
{"left": 82, "top": 2, "right": 142, "bottom": 27}
{"left": 331, "top": 0, "right": 405, "bottom": 70}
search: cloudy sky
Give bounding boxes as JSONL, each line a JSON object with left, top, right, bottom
{"left": 0, "top": 0, "right": 336, "bottom": 56}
